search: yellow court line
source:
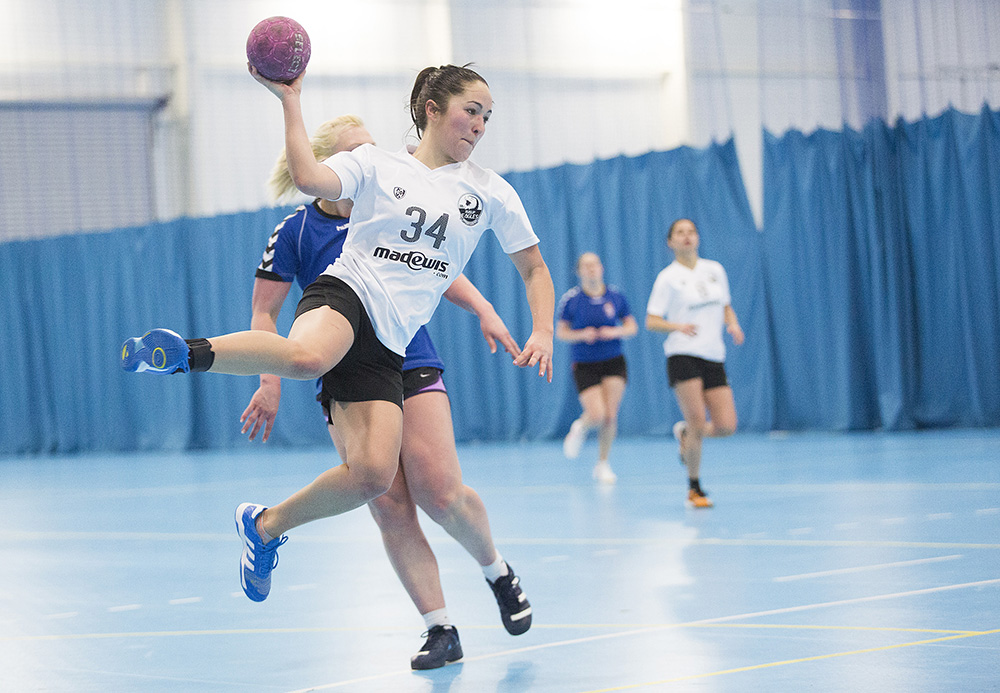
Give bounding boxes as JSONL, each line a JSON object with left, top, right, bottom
{"left": 579, "top": 628, "right": 1000, "bottom": 693}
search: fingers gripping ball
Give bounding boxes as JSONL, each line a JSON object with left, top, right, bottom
{"left": 246, "top": 16, "right": 311, "bottom": 82}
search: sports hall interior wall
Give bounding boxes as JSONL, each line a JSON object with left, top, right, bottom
{"left": 1, "top": 106, "right": 999, "bottom": 455}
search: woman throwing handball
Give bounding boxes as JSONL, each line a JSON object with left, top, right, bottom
{"left": 645, "top": 219, "right": 743, "bottom": 508}
{"left": 121, "top": 62, "right": 554, "bottom": 657}
{"left": 241, "top": 113, "right": 533, "bottom": 668}
{"left": 556, "top": 252, "right": 637, "bottom": 483}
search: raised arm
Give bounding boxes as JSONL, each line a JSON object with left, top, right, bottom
{"left": 248, "top": 66, "right": 343, "bottom": 200}
{"left": 443, "top": 274, "right": 521, "bottom": 357}
{"left": 508, "top": 244, "right": 555, "bottom": 382}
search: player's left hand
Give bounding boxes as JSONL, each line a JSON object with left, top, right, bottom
{"left": 479, "top": 312, "right": 521, "bottom": 357}
{"left": 513, "top": 329, "right": 554, "bottom": 382}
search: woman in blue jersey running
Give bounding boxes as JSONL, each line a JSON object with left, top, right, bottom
{"left": 556, "top": 252, "right": 637, "bottom": 483}
{"left": 121, "top": 64, "right": 554, "bottom": 664}
{"left": 240, "top": 114, "right": 531, "bottom": 668}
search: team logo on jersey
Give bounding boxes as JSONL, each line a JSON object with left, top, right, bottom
{"left": 604, "top": 302, "right": 615, "bottom": 319}
{"left": 457, "top": 193, "right": 483, "bottom": 226}
{"left": 394, "top": 187, "right": 406, "bottom": 199}
{"left": 373, "top": 246, "right": 450, "bottom": 276}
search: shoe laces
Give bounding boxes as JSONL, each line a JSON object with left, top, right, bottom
{"left": 493, "top": 573, "right": 521, "bottom": 606}
{"left": 256, "top": 535, "right": 288, "bottom": 571}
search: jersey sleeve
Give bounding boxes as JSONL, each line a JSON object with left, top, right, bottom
{"left": 646, "top": 271, "right": 671, "bottom": 317}
{"left": 489, "top": 176, "right": 540, "bottom": 255}
{"left": 615, "top": 290, "right": 633, "bottom": 320}
{"left": 322, "top": 144, "right": 370, "bottom": 201}
{"left": 557, "top": 288, "right": 576, "bottom": 322}
{"left": 256, "top": 208, "right": 303, "bottom": 282}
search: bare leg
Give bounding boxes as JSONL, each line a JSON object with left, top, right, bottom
{"left": 400, "top": 391, "right": 499, "bottom": 567}
{"left": 704, "top": 386, "right": 738, "bottom": 438}
{"left": 673, "top": 381, "right": 738, "bottom": 481}
{"left": 673, "top": 378, "right": 707, "bottom": 480}
{"left": 596, "top": 376, "right": 626, "bottom": 462}
{"left": 368, "top": 463, "right": 448, "bottom": 615}
{"left": 207, "top": 307, "right": 353, "bottom": 378}
{"left": 576, "top": 385, "right": 607, "bottom": 438}
{"left": 258, "top": 398, "right": 402, "bottom": 538}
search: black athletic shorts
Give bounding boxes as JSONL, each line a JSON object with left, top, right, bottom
{"left": 572, "top": 354, "right": 628, "bottom": 393}
{"left": 321, "top": 367, "right": 446, "bottom": 425}
{"left": 295, "top": 275, "right": 404, "bottom": 411}
{"left": 667, "top": 354, "right": 729, "bottom": 389}
{"left": 402, "top": 367, "right": 447, "bottom": 400}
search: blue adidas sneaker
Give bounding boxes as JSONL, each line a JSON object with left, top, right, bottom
{"left": 235, "top": 503, "right": 287, "bottom": 602}
{"left": 121, "top": 329, "right": 189, "bottom": 373}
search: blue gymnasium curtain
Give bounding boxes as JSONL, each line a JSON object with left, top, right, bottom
{"left": 428, "top": 139, "right": 773, "bottom": 443}
{"left": 763, "top": 105, "right": 1000, "bottom": 431}
{"left": 0, "top": 208, "right": 331, "bottom": 455}
{"left": 0, "top": 139, "right": 767, "bottom": 455}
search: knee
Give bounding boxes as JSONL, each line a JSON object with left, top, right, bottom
{"left": 602, "top": 411, "right": 618, "bottom": 428}
{"left": 685, "top": 419, "right": 709, "bottom": 440}
{"left": 583, "top": 405, "right": 607, "bottom": 425}
{"left": 351, "top": 461, "right": 397, "bottom": 501}
{"left": 714, "top": 419, "right": 737, "bottom": 438}
{"left": 284, "top": 343, "right": 329, "bottom": 380}
{"left": 368, "top": 491, "right": 416, "bottom": 530}
{"left": 417, "top": 484, "right": 463, "bottom": 524}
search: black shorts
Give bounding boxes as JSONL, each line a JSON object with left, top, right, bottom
{"left": 402, "top": 367, "right": 448, "bottom": 400}
{"left": 321, "top": 366, "right": 446, "bottom": 424}
{"left": 667, "top": 354, "right": 729, "bottom": 389}
{"left": 572, "top": 354, "right": 628, "bottom": 393}
{"left": 296, "top": 275, "right": 404, "bottom": 411}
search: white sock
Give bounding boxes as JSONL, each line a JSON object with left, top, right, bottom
{"left": 482, "top": 553, "right": 509, "bottom": 582}
{"left": 422, "top": 608, "right": 450, "bottom": 630}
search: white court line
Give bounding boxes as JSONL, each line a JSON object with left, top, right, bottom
{"left": 107, "top": 604, "right": 142, "bottom": 612}
{"left": 541, "top": 555, "right": 572, "bottom": 563}
{"left": 167, "top": 597, "right": 202, "bottom": 605}
{"left": 285, "top": 578, "right": 1000, "bottom": 692}
{"left": 773, "top": 554, "right": 963, "bottom": 582}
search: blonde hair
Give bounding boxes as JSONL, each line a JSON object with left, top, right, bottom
{"left": 267, "top": 114, "right": 367, "bottom": 202}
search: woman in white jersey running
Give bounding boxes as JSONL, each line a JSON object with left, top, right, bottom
{"left": 645, "top": 218, "right": 743, "bottom": 508}
{"left": 240, "top": 114, "right": 533, "bottom": 668}
{"left": 121, "top": 64, "right": 555, "bottom": 631}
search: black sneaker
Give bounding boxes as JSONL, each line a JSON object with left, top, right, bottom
{"left": 410, "top": 625, "right": 463, "bottom": 670}
{"left": 487, "top": 564, "right": 532, "bottom": 635}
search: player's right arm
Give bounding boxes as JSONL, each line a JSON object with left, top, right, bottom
{"left": 248, "top": 67, "right": 344, "bottom": 200}
{"left": 240, "top": 278, "right": 293, "bottom": 442}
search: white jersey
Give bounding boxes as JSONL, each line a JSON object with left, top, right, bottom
{"left": 646, "top": 258, "right": 731, "bottom": 362}
{"left": 321, "top": 144, "right": 539, "bottom": 355}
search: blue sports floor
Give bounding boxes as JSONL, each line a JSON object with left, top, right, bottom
{"left": 2, "top": 429, "right": 998, "bottom": 692}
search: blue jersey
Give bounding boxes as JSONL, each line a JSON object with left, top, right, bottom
{"left": 557, "top": 285, "right": 633, "bottom": 363}
{"left": 256, "top": 200, "right": 443, "bottom": 371}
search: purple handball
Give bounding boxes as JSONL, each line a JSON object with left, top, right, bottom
{"left": 246, "top": 16, "right": 311, "bottom": 82}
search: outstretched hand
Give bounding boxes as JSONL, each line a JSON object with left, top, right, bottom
{"left": 240, "top": 383, "right": 281, "bottom": 443}
{"left": 479, "top": 311, "right": 521, "bottom": 357}
{"left": 248, "top": 63, "right": 304, "bottom": 100}
{"left": 513, "top": 330, "right": 554, "bottom": 382}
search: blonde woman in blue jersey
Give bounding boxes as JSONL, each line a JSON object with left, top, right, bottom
{"left": 240, "top": 114, "right": 532, "bottom": 668}
{"left": 121, "top": 65, "right": 554, "bottom": 656}
{"left": 645, "top": 219, "right": 743, "bottom": 508}
{"left": 556, "top": 252, "right": 638, "bottom": 483}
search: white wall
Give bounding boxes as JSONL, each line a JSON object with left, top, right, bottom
{"left": 0, "top": 0, "right": 997, "bottom": 240}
